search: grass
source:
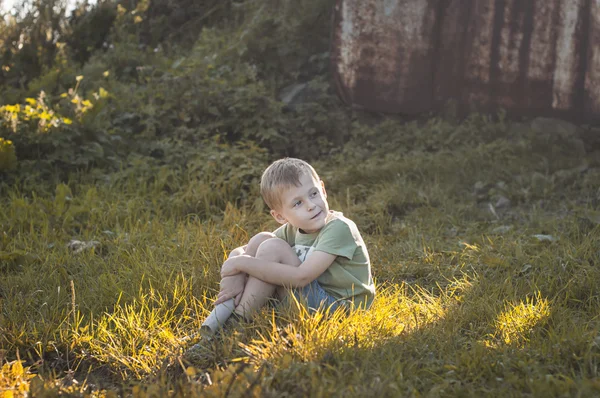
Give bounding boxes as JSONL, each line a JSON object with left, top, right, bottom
{"left": 1, "top": 115, "right": 600, "bottom": 396}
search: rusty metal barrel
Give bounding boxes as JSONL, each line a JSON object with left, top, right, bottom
{"left": 331, "top": 0, "right": 600, "bottom": 123}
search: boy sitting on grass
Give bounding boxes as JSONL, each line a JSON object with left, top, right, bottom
{"left": 200, "top": 157, "right": 375, "bottom": 336}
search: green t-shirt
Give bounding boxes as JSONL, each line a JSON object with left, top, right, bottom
{"left": 273, "top": 210, "right": 375, "bottom": 309}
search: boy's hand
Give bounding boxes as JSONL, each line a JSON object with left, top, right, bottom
{"left": 215, "top": 274, "right": 246, "bottom": 305}
{"left": 221, "top": 255, "right": 251, "bottom": 277}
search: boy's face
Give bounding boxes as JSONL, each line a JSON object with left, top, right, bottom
{"left": 270, "top": 172, "right": 329, "bottom": 234}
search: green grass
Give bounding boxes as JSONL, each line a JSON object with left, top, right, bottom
{"left": 1, "top": 116, "right": 600, "bottom": 397}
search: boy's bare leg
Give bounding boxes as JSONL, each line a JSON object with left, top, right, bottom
{"left": 234, "top": 238, "right": 301, "bottom": 319}
{"left": 201, "top": 232, "right": 277, "bottom": 335}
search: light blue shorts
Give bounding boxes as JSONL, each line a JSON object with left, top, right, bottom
{"left": 293, "top": 279, "right": 349, "bottom": 313}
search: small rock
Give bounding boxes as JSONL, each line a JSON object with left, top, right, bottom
{"left": 492, "top": 225, "right": 512, "bottom": 234}
{"left": 532, "top": 234, "right": 557, "bottom": 242}
{"left": 67, "top": 240, "right": 101, "bottom": 254}
{"left": 495, "top": 196, "right": 511, "bottom": 209}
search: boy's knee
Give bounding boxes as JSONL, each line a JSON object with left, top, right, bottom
{"left": 228, "top": 246, "right": 245, "bottom": 258}
{"left": 246, "top": 232, "right": 277, "bottom": 253}
{"left": 256, "top": 238, "right": 294, "bottom": 261}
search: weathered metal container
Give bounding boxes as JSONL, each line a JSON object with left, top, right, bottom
{"left": 331, "top": 0, "right": 600, "bottom": 123}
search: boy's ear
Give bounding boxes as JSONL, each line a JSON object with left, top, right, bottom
{"left": 270, "top": 209, "right": 287, "bottom": 224}
{"left": 321, "top": 180, "right": 327, "bottom": 198}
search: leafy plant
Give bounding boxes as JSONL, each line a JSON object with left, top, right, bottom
{"left": 0, "top": 93, "right": 72, "bottom": 134}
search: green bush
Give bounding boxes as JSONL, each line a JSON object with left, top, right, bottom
{"left": 0, "top": 0, "right": 350, "bottom": 190}
{"left": 0, "top": 0, "right": 69, "bottom": 91}
{"left": 0, "top": 77, "right": 114, "bottom": 184}
{"left": 65, "top": 2, "right": 117, "bottom": 65}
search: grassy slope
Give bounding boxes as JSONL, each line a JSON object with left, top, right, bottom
{"left": 1, "top": 114, "right": 600, "bottom": 396}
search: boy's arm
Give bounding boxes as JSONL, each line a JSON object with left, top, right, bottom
{"left": 221, "top": 251, "right": 336, "bottom": 288}
{"left": 214, "top": 233, "right": 274, "bottom": 305}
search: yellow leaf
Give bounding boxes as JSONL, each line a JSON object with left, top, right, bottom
{"left": 185, "top": 366, "right": 197, "bottom": 376}
{"left": 60, "top": 93, "right": 68, "bottom": 98}
{"left": 5, "top": 104, "right": 20, "bottom": 113}
{"left": 134, "top": 15, "right": 143, "bottom": 24}
{"left": 71, "top": 98, "right": 79, "bottom": 104}
{"left": 62, "top": 118, "right": 72, "bottom": 125}
{"left": 25, "top": 98, "right": 36, "bottom": 105}
{"left": 99, "top": 87, "right": 109, "bottom": 98}
{"left": 76, "top": 75, "right": 84, "bottom": 82}
{"left": 39, "top": 112, "right": 51, "bottom": 120}
{"left": 81, "top": 100, "right": 93, "bottom": 108}
{"left": 11, "top": 360, "right": 24, "bottom": 377}
{"left": 103, "top": 70, "right": 110, "bottom": 77}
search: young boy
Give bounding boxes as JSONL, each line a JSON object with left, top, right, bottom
{"left": 200, "top": 158, "right": 375, "bottom": 335}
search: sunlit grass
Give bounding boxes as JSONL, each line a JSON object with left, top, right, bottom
{"left": 78, "top": 281, "right": 200, "bottom": 379}
{"left": 488, "top": 293, "right": 551, "bottom": 347}
{"left": 0, "top": 358, "right": 34, "bottom": 397}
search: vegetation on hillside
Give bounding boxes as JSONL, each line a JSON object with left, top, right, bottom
{"left": 1, "top": 0, "right": 599, "bottom": 396}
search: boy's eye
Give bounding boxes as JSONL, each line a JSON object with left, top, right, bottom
{"left": 293, "top": 200, "right": 302, "bottom": 207}
{"left": 310, "top": 191, "right": 318, "bottom": 198}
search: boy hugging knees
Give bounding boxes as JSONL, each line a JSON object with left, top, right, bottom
{"left": 200, "top": 157, "right": 376, "bottom": 337}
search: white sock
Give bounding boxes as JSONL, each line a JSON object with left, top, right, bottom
{"left": 201, "top": 298, "right": 235, "bottom": 336}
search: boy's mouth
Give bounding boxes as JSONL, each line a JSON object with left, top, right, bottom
{"left": 310, "top": 210, "right": 322, "bottom": 220}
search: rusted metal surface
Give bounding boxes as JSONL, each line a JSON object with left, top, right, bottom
{"left": 331, "top": 0, "right": 600, "bottom": 123}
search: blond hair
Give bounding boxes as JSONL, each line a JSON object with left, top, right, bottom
{"left": 260, "top": 158, "right": 320, "bottom": 210}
